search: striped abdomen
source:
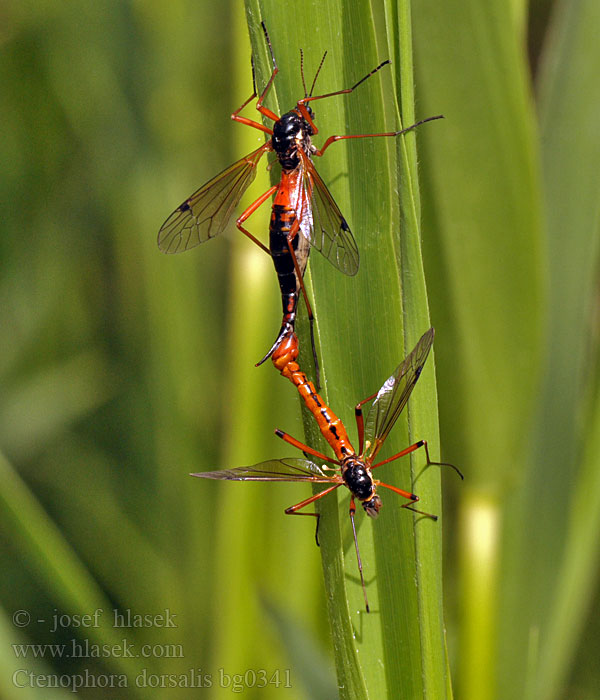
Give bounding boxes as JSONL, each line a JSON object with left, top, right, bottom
{"left": 267, "top": 168, "right": 311, "bottom": 351}
{"left": 272, "top": 333, "right": 355, "bottom": 461}
{"left": 270, "top": 203, "right": 310, "bottom": 314}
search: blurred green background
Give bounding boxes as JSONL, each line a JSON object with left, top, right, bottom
{"left": 1, "top": 0, "right": 600, "bottom": 699}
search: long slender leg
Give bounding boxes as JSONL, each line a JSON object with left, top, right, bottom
{"left": 255, "top": 22, "right": 281, "bottom": 122}
{"left": 355, "top": 408, "right": 365, "bottom": 456}
{"left": 420, "top": 440, "right": 464, "bottom": 479}
{"left": 354, "top": 389, "right": 378, "bottom": 456}
{"left": 230, "top": 22, "right": 280, "bottom": 133}
{"left": 230, "top": 57, "right": 259, "bottom": 119}
{"left": 230, "top": 63, "right": 277, "bottom": 133}
{"left": 285, "top": 483, "right": 341, "bottom": 545}
{"left": 371, "top": 440, "right": 428, "bottom": 470}
{"left": 274, "top": 429, "right": 340, "bottom": 466}
{"left": 232, "top": 91, "right": 259, "bottom": 118}
{"left": 353, "top": 384, "right": 383, "bottom": 455}
{"left": 235, "top": 183, "right": 278, "bottom": 254}
{"left": 308, "top": 115, "right": 444, "bottom": 157}
{"left": 349, "top": 496, "right": 370, "bottom": 612}
{"left": 372, "top": 439, "right": 464, "bottom": 479}
{"left": 231, "top": 114, "right": 275, "bottom": 134}
{"left": 376, "top": 481, "right": 438, "bottom": 520}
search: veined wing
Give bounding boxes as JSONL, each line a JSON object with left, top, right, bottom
{"left": 158, "top": 143, "right": 271, "bottom": 253}
{"left": 191, "top": 458, "right": 333, "bottom": 482}
{"left": 364, "top": 328, "right": 435, "bottom": 461}
{"left": 295, "top": 151, "right": 359, "bottom": 276}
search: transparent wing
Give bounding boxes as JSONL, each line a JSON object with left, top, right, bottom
{"left": 191, "top": 458, "right": 332, "bottom": 482}
{"left": 158, "top": 143, "right": 270, "bottom": 253}
{"left": 364, "top": 328, "right": 435, "bottom": 460}
{"left": 296, "top": 152, "right": 360, "bottom": 276}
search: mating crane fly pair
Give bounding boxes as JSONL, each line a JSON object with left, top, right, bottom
{"left": 158, "top": 23, "right": 457, "bottom": 612}
{"left": 195, "top": 328, "right": 463, "bottom": 612}
{"left": 157, "top": 21, "right": 442, "bottom": 385}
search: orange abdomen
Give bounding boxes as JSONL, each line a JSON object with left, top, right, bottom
{"left": 272, "top": 334, "right": 355, "bottom": 460}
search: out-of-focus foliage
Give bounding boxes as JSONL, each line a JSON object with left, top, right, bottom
{"left": 0, "top": 2, "right": 326, "bottom": 698}
{"left": 415, "top": 0, "right": 600, "bottom": 697}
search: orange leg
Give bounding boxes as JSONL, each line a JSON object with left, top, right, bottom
{"left": 230, "top": 23, "right": 280, "bottom": 131}
{"left": 231, "top": 114, "right": 275, "bottom": 134}
{"left": 312, "top": 115, "right": 443, "bottom": 156}
{"left": 230, "top": 71, "right": 276, "bottom": 134}
{"left": 274, "top": 429, "right": 340, "bottom": 466}
{"left": 354, "top": 389, "right": 379, "bottom": 456}
{"left": 376, "top": 481, "right": 438, "bottom": 520}
{"left": 372, "top": 439, "right": 464, "bottom": 480}
{"left": 371, "top": 440, "right": 428, "bottom": 470}
{"left": 297, "top": 100, "right": 443, "bottom": 157}
{"left": 235, "top": 184, "right": 278, "bottom": 254}
{"left": 253, "top": 22, "right": 281, "bottom": 122}
{"left": 285, "top": 483, "right": 341, "bottom": 545}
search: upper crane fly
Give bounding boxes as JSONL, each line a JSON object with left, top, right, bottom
{"left": 158, "top": 22, "right": 442, "bottom": 385}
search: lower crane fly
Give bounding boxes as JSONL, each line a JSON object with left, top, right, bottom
{"left": 158, "top": 22, "right": 442, "bottom": 385}
{"left": 192, "top": 328, "right": 462, "bottom": 612}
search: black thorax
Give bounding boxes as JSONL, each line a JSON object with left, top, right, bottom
{"left": 272, "top": 110, "right": 313, "bottom": 171}
{"left": 342, "top": 458, "right": 375, "bottom": 501}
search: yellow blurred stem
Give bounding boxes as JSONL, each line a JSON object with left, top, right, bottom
{"left": 458, "top": 490, "right": 500, "bottom": 700}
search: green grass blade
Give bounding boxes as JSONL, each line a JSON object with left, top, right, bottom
{"left": 246, "top": 1, "right": 452, "bottom": 696}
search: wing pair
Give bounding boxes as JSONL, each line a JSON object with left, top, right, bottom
{"left": 158, "top": 144, "right": 359, "bottom": 276}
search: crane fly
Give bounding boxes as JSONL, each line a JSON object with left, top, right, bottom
{"left": 193, "top": 328, "right": 462, "bottom": 611}
{"left": 158, "top": 22, "right": 442, "bottom": 385}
